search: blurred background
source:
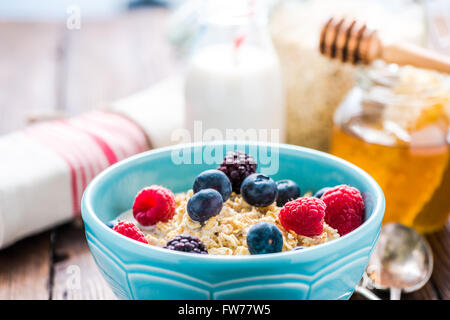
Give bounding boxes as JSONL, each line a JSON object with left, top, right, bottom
{"left": 0, "top": 0, "right": 448, "bottom": 134}
{"left": 0, "top": 0, "right": 449, "bottom": 300}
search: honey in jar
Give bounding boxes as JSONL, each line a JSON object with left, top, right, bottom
{"left": 331, "top": 63, "right": 450, "bottom": 233}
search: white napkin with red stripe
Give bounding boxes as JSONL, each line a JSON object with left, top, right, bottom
{"left": 0, "top": 76, "right": 185, "bottom": 249}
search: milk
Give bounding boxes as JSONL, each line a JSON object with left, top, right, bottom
{"left": 184, "top": 43, "right": 285, "bottom": 142}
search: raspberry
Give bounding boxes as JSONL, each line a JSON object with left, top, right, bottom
{"left": 113, "top": 221, "right": 148, "bottom": 244}
{"left": 321, "top": 185, "right": 365, "bottom": 235}
{"left": 278, "top": 197, "right": 326, "bottom": 237}
{"left": 217, "top": 151, "right": 257, "bottom": 194}
{"left": 132, "top": 185, "right": 176, "bottom": 226}
{"left": 164, "top": 235, "right": 208, "bottom": 254}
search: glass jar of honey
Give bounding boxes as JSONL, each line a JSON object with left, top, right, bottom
{"left": 331, "top": 62, "right": 450, "bottom": 233}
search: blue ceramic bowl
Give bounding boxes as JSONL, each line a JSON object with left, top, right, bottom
{"left": 82, "top": 142, "right": 385, "bottom": 300}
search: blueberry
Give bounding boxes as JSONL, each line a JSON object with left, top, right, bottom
{"left": 193, "top": 169, "right": 232, "bottom": 201}
{"left": 313, "top": 187, "right": 331, "bottom": 199}
{"left": 106, "top": 219, "right": 118, "bottom": 228}
{"left": 187, "top": 189, "right": 223, "bottom": 222}
{"left": 246, "top": 222, "right": 283, "bottom": 254}
{"left": 240, "top": 173, "right": 278, "bottom": 207}
{"left": 275, "top": 179, "right": 301, "bottom": 206}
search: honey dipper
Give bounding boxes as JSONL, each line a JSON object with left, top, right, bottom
{"left": 320, "top": 17, "right": 450, "bottom": 74}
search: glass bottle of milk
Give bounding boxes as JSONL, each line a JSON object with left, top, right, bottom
{"left": 184, "top": 0, "right": 285, "bottom": 142}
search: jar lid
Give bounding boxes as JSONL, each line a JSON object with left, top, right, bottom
{"left": 359, "top": 61, "right": 450, "bottom": 133}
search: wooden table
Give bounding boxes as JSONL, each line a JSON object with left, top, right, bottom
{"left": 0, "top": 7, "right": 448, "bottom": 300}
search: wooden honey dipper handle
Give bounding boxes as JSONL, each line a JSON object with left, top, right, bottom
{"left": 320, "top": 17, "right": 450, "bottom": 74}
{"left": 382, "top": 43, "right": 450, "bottom": 73}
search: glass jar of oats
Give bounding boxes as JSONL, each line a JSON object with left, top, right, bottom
{"left": 270, "top": 0, "right": 425, "bottom": 151}
{"left": 331, "top": 62, "right": 450, "bottom": 233}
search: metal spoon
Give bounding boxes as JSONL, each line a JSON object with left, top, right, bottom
{"left": 364, "top": 223, "right": 434, "bottom": 300}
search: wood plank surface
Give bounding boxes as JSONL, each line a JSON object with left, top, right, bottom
{"left": 0, "top": 22, "right": 63, "bottom": 134}
{"left": 0, "top": 232, "right": 51, "bottom": 300}
{"left": 63, "top": 7, "right": 180, "bottom": 115}
{"left": 51, "top": 219, "right": 116, "bottom": 300}
{"left": 427, "top": 221, "right": 450, "bottom": 299}
{"left": 0, "top": 20, "right": 63, "bottom": 301}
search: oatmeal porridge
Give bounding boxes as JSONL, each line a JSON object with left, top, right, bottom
{"left": 117, "top": 190, "right": 340, "bottom": 255}
{"left": 110, "top": 151, "right": 365, "bottom": 255}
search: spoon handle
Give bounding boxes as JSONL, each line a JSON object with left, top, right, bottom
{"left": 390, "top": 288, "right": 402, "bottom": 300}
{"left": 354, "top": 286, "right": 381, "bottom": 300}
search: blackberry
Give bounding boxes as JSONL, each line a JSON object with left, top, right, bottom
{"left": 217, "top": 151, "right": 257, "bottom": 194}
{"left": 164, "top": 235, "right": 208, "bottom": 254}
